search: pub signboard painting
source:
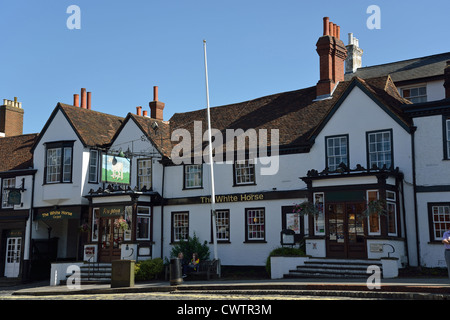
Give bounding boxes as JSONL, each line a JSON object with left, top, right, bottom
{"left": 101, "top": 155, "right": 130, "bottom": 185}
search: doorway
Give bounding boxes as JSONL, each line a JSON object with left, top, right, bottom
{"left": 4, "top": 237, "right": 21, "bottom": 277}
{"left": 326, "top": 202, "right": 367, "bottom": 259}
{"left": 98, "top": 218, "right": 124, "bottom": 262}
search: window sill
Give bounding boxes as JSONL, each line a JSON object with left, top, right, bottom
{"left": 183, "top": 187, "right": 203, "bottom": 190}
{"left": 243, "top": 240, "right": 267, "bottom": 244}
{"left": 233, "top": 183, "right": 256, "bottom": 187}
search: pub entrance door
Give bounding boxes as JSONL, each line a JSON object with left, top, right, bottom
{"left": 4, "top": 237, "right": 21, "bottom": 277}
{"left": 326, "top": 202, "right": 367, "bottom": 259}
{"left": 98, "top": 218, "right": 124, "bottom": 263}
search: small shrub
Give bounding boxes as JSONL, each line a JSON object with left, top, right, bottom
{"left": 169, "top": 232, "right": 210, "bottom": 262}
{"left": 265, "top": 247, "right": 306, "bottom": 275}
{"left": 135, "top": 258, "right": 164, "bottom": 281}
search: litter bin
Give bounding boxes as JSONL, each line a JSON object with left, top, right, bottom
{"left": 111, "top": 260, "right": 135, "bottom": 288}
{"left": 170, "top": 258, "right": 183, "bottom": 286}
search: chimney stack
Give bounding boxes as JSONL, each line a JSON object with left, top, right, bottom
{"left": 444, "top": 61, "right": 450, "bottom": 99}
{"left": 0, "top": 97, "right": 24, "bottom": 137}
{"left": 149, "top": 86, "right": 165, "bottom": 120}
{"left": 316, "top": 17, "right": 348, "bottom": 99}
{"left": 345, "top": 33, "right": 363, "bottom": 74}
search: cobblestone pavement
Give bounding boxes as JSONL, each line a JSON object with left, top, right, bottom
{"left": 0, "top": 288, "right": 376, "bottom": 300}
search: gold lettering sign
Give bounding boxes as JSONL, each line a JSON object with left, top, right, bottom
{"left": 100, "top": 207, "right": 123, "bottom": 217}
{"left": 200, "top": 193, "right": 264, "bottom": 204}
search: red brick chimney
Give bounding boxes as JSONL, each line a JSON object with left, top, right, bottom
{"left": 316, "top": 17, "right": 348, "bottom": 98}
{"left": 149, "top": 86, "right": 164, "bottom": 120}
{"left": 0, "top": 97, "right": 24, "bottom": 137}
{"left": 444, "top": 61, "right": 450, "bottom": 99}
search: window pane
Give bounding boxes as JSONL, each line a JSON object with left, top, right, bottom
{"left": 47, "top": 148, "right": 61, "bottom": 182}
{"left": 216, "top": 210, "right": 230, "bottom": 241}
{"left": 185, "top": 164, "right": 202, "bottom": 188}
{"left": 326, "top": 136, "right": 348, "bottom": 171}
{"left": 432, "top": 205, "right": 450, "bottom": 240}
{"left": 235, "top": 160, "right": 255, "bottom": 184}
{"left": 246, "top": 208, "right": 265, "bottom": 240}
{"left": 138, "top": 159, "right": 152, "bottom": 190}
{"left": 89, "top": 150, "right": 98, "bottom": 182}
{"left": 63, "top": 148, "right": 72, "bottom": 182}
{"left": 368, "top": 131, "right": 392, "bottom": 168}
{"left": 2, "top": 178, "right": 15, "bottom": 208}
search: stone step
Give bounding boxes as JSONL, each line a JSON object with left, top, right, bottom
{"left": 285, "top": 258, "right": 383, "bottom": 279}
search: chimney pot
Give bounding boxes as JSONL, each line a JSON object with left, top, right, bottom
{"left": 87, "top": 92, "right": 91, "bottom": 110}
{"left": 153, "top": 86, "right": 158, "bottom": 101}
{"left": 323, "top": 17, "right": 330, "bottom": 36}
{"left": 136, "top": 106, "right": 142, "bottom": 116}
{"left": 143, "top": 110, "right": 148, "bottom": 117}
{"left": 336, "top": 25, "right": 340, "bottom": 39}
{"left": 73, "top": 94, "right": 80, "bottom": 107}
{"left": 81, "top": 88, "right": 87, "bottom": 109}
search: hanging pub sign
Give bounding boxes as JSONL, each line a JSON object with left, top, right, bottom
{"left": 35, "top": 207, "right": 81, "bottom": 221}
{"left": 8, "top": 189, "right": 22, "bottom": 205}
{"left": 101, "top": 155, "right": 130, "bottom": 185}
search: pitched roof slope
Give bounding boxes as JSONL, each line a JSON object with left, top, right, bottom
{"left": 0, "top": 133, "right": 38, "bottom": 172}
{"left": 58, "top": 103, "right": 124, "bottom": 147}
{"left": 344, "top": 52, "right": 450, "bottom": 83}
{"left": 167, "top": 75, "right": 412, "bottom": 158}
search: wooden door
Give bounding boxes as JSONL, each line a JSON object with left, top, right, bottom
{"left": 98, "top": 218, "right": 123, "bottom": 262}
{"left": 326, "top": 202, "right": 367, "bottom": 259}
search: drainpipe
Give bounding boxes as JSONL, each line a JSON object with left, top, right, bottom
{"left": 411, "top": 126, "right": 421, "bottom": 268}
{"left": 399, "top": 174, "right": 409, "bottom": 267}
{"left": 27, "top": 172, "right": 36, "bottom": 281}
{"left": 160, "top": 161, "right": 166, "bottom": 259}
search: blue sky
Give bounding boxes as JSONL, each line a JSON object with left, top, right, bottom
{"left": 1, "top": 0, "right": 449, "bottom": 134}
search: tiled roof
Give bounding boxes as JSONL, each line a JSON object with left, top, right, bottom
{"left": 59, "top": 103, "right": 124, "bottom": 147}
{"left": 345, "top": 52, "right": 450, "bottom": 83}
{"left": 0, "top": 133, "right": 38, "bottom": 172}
{"left": 166, "top": 75, "right": 412, "bottom": 159}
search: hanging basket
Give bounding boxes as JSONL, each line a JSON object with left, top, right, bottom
{"left": 362, "top": 199, "right": 387, "bottom": 217}
{"left": 293, "top": 201, "right": 321, "bottom": 216}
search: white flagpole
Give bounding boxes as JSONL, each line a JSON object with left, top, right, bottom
{"left": 203, "top": 40, "right": 218, "bottom": 260}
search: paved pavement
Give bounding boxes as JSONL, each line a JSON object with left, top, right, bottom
{"left": 3, "top": 276, "right": 450, "bottom": 300}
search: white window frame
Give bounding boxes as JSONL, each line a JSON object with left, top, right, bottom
{"left": 386, "top": 191, "right": 397, "bottom": 236}
{"left": 246, "top": 208, "right": 265, "bottom": 241}
{"left": 431, "top": 205, "right": 450, "bottom": 241}
{"left": 234, "top": 160, "right": 255, "bottom": 185}
{"left": 326, "top": 135, "right": 348, "bottom": 171}
{"left": 367, "top": 130, "right": 392, "bottom": 169}
{"left": 367, "top": 190, "right": 381, "bottom": 236}
{"left": 172, "top": 212, "right": 189, "bottom": 242}
{"left": 45, "top": 144, "right": 73, "bottom": 183}
{"left": 215, "top": 209, "right": 230, "bottom": 242}
{"left": 184, "top": 164, "right": 202, "bottom": 189}
{"left": 138, "top": 158, "right": 152, "bottom": 190}
{"left": 89, "top": 150, "right": 99, "bottom": 183}
{"left": 313, "top": 192, "right": 325, "bottom": 236}
{"left": 136, "top": 206, "right": 151, "bottom": 241}
{"left": 1, "top": 178, "right": 16, "bottom": 209}
{"left": 401, "top": 86, "right": 427, "bottom": 103}
{"left": 446, "top": 119, "right": 450, "bottom": 159}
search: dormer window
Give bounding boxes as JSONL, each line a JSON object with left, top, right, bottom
{"left": 401, "top": 86, "right": 427, "bottom": 103}
{"left": 44, "top": 141, "right": 74, "bottom": 184}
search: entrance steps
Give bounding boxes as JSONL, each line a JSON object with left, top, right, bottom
{"left": 62, "top": 263, "right": 112, "bottom": 285}
{"left": 284, "top": 258, "right": 383, "bottom": 279}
